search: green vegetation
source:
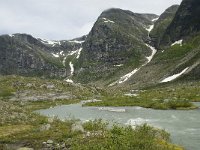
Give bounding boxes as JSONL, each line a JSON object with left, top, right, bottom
{"left": 84, "top": 95, "right": 196, "bottom": 110}
{"left": 73, "top": 121, "right": 182, "bottom": 150}
{"left": 0, "top": 75, "right": 186, "bottom": 149}
{"left": 85, "top": 81, "right": 200, "bottom": 110}
{"left": 0, "top": 99, "right": 183, "bottom": 150}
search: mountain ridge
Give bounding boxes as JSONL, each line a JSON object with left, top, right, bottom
{"left": 0, "top": 0, "right": 200, "bottom": 89}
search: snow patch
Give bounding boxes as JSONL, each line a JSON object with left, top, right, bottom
{"left": 60, "top": 51, "right": 64, "bottom": 55}
{"left": 118, "top": 68, "right": 139, "bottom": 84}
{"left": 145, "top": 25, "right": 154, "bottom": 33}
{"left": 40, "top": 39, "right": 61, "bottom": 46}
{"left": 109, "top": 44, "right": 157, "bottom": 86}
{"left": 114, "top": 64, "right": 123, "bottom": 67}
{"left": 68, "top": 40, "right": 85, "bottom": 44}
{"left": 152, "top": 17, "right": 159, "bottom": 22}
{"left": 68, "top": 50, "right": 78, "bottom": 56}
{"left": 102, "top": 18, "right": 115, "bottom": 23}
{"left": 52, "top": 53, "right": 59, "bottom": 57}
{"left": 62, "top": 56, "right": 67, "bottom": 66}
{"left": 67, "top": 47, "right": 83, "bottom": 59}
{"left": 171, "top": 39, "right": 183, "bottom": 47}
{"left": 9, "top": 34, "right": 14, "bottom": 37}
{"left": 76, "top": 48, "right": 83, "bottom": 59}
{"left": 145, "top": 44, "right": 157, "bottom": 63}
{"left": 65, "top": 79, "right": 74, "bottom": 83}
{"left": 161, "top": 67, "right": 189, "bottom": 83}
{"left": 109, "top": 21, "right": 157, "bottom": 86}
{"left": 69, "top": 62, "right": 74, "bottom": 75}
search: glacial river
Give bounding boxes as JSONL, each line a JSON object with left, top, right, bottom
{"left": 38, "top": 102, "right": 200, "bottom": 150}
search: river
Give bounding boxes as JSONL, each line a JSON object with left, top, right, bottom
{"left": 38, "top": 102, "right": 200, "bottom": 150}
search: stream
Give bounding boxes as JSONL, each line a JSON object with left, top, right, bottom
{"left": 38, "top": 102, "right": 200, "bottom": 150}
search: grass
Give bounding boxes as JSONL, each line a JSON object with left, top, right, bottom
{"left": 85, "top": 81, "right": 200, "bottom": 110}
{"left": 72, "top": 121, "right": 183, "bottom": 150}
{"left": 0, "top": 75, "right": 198, "bottom": 149}
{"left": 0, "top": 99, "right": 184, "bottom": 150}
{"left": 0, "top": 125, "right": 33, "bottom": 138}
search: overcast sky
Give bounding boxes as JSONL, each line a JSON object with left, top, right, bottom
{"left": 0, "top": 0, "right": 182, "bottom": 40}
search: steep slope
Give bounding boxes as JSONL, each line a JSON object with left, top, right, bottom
{"left": 114, "top": 1, "right": 200, "bottom": 89}
{"left": 75, "top": 8, "right": 158, "bottom": 84}
{"left": 150, "top": 5, "right": 179, "bottom": 48}
{"left": 157, "top": 0, "right": 200, "bottom": 81}
{"left": 0, "top": 34, "right": 84, "bottom": 79}
{"left": 160, "top": 0, "right": 200, "bottom": 46}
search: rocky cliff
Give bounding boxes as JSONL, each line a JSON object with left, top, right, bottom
{"left": 75, "top": 8, "right": 158, "bottom": 84}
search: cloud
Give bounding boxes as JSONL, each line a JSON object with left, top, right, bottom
{"left": 0, "top": 0, "right": 182, "bottom": 40}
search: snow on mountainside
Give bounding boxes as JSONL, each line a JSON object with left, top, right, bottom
{"left": 109, "top": 18, "right": 158, "bottom": 86}
{"left": 161, "top": 67, "right": 189, "bottom": 83}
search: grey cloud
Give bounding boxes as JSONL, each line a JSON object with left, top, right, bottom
{"left": 0, "top": 0, "right": 182, "bottom": 40}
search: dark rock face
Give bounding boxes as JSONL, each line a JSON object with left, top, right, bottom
{"left": 150, "top": 5, "right": 179, "bottom": 48}
{"left": 161, "top": 0, "right": 200, "bottom": 46}
{"left": 0, "top": 34, "right": 81, "bottom": 78}
{"left": 75, "top": 8, "right": 158, "bottom": 83}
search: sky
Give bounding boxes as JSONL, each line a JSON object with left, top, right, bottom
{"left": 0, "top": 0, "right": 182, "bottom": 40}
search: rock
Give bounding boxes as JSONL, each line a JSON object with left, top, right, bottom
{"left": 47, "top": 140, "right": 53, "bottom": 144}
{"left": 26, "top": 83, "right": 34, "bottom": 88}
{"left": 46, "top": 84, "right": 55, "bottom": 89}
{"left": 40, "top": 124, "right": 51, "bottom": 131}
{"left": 71, "top": 123, "right": 84, "bottom": 133}
{"left": 46, "top": 140, "right": 54, "bottom": 148}
{"left": 48, "top": 117, "right": 54, "bottom": 123}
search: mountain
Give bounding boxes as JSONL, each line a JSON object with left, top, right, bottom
{"left": 74, "top": 8, "right": 158, "bottom": 84}
{"left": 0, "top": 0, "right": 200, "bottom": 88}
{"left": 0, "top": 33, "right": 84, "bottom": 78}
{"left": 150, "top": 5, "right": 179, "bottom": 48}
{"left": 158, "top": 0, "right": 200, "bottom": 81}
{"left": 160, "top": 0, "right": 200, "bottom": 46}
{"left": 106, "top": 0, "right": 200, "bottom": 89}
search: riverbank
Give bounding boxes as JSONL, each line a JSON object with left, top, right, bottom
{"left": 0, "top": 76, "right": 199, "bottom": 149}
{"left": 85, "top": 81, "right": 200, "bottom": 110}
{"left": 0, "top": 99, "right": 183, "bottom": 150}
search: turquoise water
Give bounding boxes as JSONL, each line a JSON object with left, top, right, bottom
{"left": 38, "top": 102, "right": 200, "bottom": 150}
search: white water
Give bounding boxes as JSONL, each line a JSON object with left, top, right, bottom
{"left": 38, "top": 102, "right": 200, "bottom": 150}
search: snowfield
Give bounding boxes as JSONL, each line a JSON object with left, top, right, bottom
{"left": 52, "top": 53, "right": 59, "bottom": 57}
{"left": 69, "top": 62, "right": 74, "bottom": 75}
{"left": 102, "top": 18, "right": 115, "bottom": 23}
{"left": 161, "top": 67, "right": 189, "bottom": 83}
{"left": 68, "top": 40, "right": 85, "bottom": 44}
{"left": 40, "top": 39, "right": 61, "bottom": 47}
{"left": 171, "top": 39, "right": 183, "bottom": 46}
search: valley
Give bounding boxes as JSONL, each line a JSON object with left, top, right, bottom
{"left": 0, "top": 0, "right": 200, "bottom": 149}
